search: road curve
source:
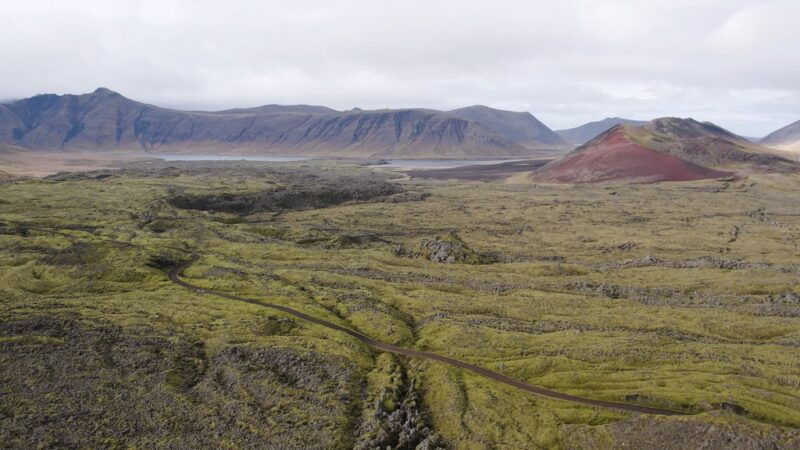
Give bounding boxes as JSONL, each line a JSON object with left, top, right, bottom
{"left": 168, "top": 252, "right": 685, "bottom": 416}
{"left": 14, "top": 224, "right": 684, "bottom": 416}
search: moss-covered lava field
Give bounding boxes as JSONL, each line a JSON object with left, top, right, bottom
{"left": 1, "top": 159, "right": 799, "bottom": 449}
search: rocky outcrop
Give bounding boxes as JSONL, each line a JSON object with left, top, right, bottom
{"left": 395, "top": 231, "right": 490, "bottom": 264}
{"left": 355, "top": 361, "right": 445, "bottom": 450}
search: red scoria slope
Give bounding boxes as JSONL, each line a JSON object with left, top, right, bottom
{"left": 533, "top": 126, "right": 732, "bottom": 183}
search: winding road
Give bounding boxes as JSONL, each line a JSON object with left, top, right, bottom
{"left": 168, "top": 252, "right": 685, "bottom": 416}
{"left": 15, "top": 223, "right": 684, "bottom": 416}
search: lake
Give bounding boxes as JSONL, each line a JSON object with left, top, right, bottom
{"left": 147, "top": 154, "right": 520, "bottom": 169}
{"left": 369, "top": 159, "right": 520, "bottom": 169}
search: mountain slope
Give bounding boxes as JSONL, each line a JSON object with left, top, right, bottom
{"left": 556, "top": 117, "right": 647, "bottom": 145}
{"left": 761, "top": 119, "right": 800, "bottom": 153}
{"left": 642, "top": 117, "right": 747, "bottom": 142}
{"left": 534, "top": 118, "right": 798, "bottom": 183}
{"left": 0, "top": 89, "right": 535, "bottom": 158}
{"left": 634, "top": 118, "right": 796, "bottom": 171}
{"left": 448, "top": 105, "right": 566, "bottom": 148}
{"left": 534, "top": 126, "right": 731, "bottom": 183}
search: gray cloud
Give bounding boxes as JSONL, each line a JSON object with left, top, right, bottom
{"left": 0, "top": 0, "right": 798, "bottom": 135}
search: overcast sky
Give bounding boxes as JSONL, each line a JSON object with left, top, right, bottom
{"left": 1, "top": 0, "right": 798, "bottom": 136}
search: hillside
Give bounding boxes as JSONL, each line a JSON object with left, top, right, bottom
{"left": 641, "top": 117, "right": 746, "bottom": 141}
{"left": 534, "top": 126, "right": 730, "bottom": 183}
{"left": 448, "top": 105, "right": 566, "bottom": 148}
{"left": 556, "top": 117, "right": 647, "bottom": 144}
{"left": 0, "top": 89, "right": 544, "bottom": 158}
{"left": 634, "top": 118, "right": 797, "bottom": 171}
{"left": 534, "top": 118, "right": 798, "bottom": 183}
{"left": 761, "top": 119, "right": 800, "bottom": 153}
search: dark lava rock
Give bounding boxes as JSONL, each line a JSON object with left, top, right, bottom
{"left": 167, "top": 175, "right": 403, "bottom": 215}
{"left": 412, "top": 232, "right": 487, "bottom": 264}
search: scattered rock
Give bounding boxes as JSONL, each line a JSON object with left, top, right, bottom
{"left": 714, "top": 401, "right": 749, "bottom": 416}
{"left": 768, "top": 292, "right": 800, "bottom": 304}
{"left": 601, "top": 241, "right": 637, "bottom": 253}
{"left": 564, "top": 415, "right": 800, "bottom": 450}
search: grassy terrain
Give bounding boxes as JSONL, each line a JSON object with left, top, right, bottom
{"left": 1, "top": 160, "right": 799, "bottom": 448}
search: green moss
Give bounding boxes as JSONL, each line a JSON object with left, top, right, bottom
{"left": 1, "top": 162, "right": 800, "bottom": 448}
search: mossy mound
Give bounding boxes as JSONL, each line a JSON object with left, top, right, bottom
{"left": 399, "top": 232, "right": 489, "bottom": 264}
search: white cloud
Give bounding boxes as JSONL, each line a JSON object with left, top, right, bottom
{"left": 0, "top": 0, "right": 797, "bottom": 135}
{"left": 712, "top": 1, "right": 800, "bottom": 55}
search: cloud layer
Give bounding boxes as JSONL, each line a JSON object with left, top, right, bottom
{"left": 1, "top": 0, "right": 798, "bottom": 135}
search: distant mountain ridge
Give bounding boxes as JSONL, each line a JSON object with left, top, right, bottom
{"left": 214, "top": 104, "right": 338, "bottom": 115}
{"left": 0, "top": 88, "right": 565, "bottom": 157}
{"left": 761, "top": 119, "right": 800, "bottom": 153}
{"left": 534, "top": 117, "right": 798, "bottom": 183}
{"left": 448, "top": 105, "right": 566, "bottom": 148}
{"left": 556, "top": 117, "right": 647, "bottom": 145}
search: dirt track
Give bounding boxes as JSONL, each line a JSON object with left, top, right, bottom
{"left": 15, "top": 223, "right": 685, "bottom": 416}
{"left": 168, "top": 252, "right": 685, "bottom": 416}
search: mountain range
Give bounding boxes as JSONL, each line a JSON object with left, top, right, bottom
{"left": 2, "top": 88, "right": 797, "bottom": 172}
{"left": 534, "top": 117, "right": 798, "bottom": 183}
{"left": 0, "top": 88, "right": 567, "bottom": 158}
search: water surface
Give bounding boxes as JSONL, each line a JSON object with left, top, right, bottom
{"left": 149, "top": 155, "right": 521, "bottom": 169}
{"left": 369, "top": 159, "right": 520, "bottom": 169}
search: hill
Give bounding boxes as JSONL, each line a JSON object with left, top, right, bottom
{"left": 448, "top": 105, "right": 566, "bottom": 148}
{"left": 761, "top": 119, "right": 800, "bottom": 153}
{"left": 533, "top": 126, "right": 730, "bottom": 183}
{"left": 0, "top": 89, "right": 544, "bottom": 158}
{"left": 556, "top": 117, "right": 647, "bottom": 145}
{"left": 534, "top": 118, "right": 798, "bottom": 183}
{"left": 634, "top": 118, "right": 796, "bottom": 171}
